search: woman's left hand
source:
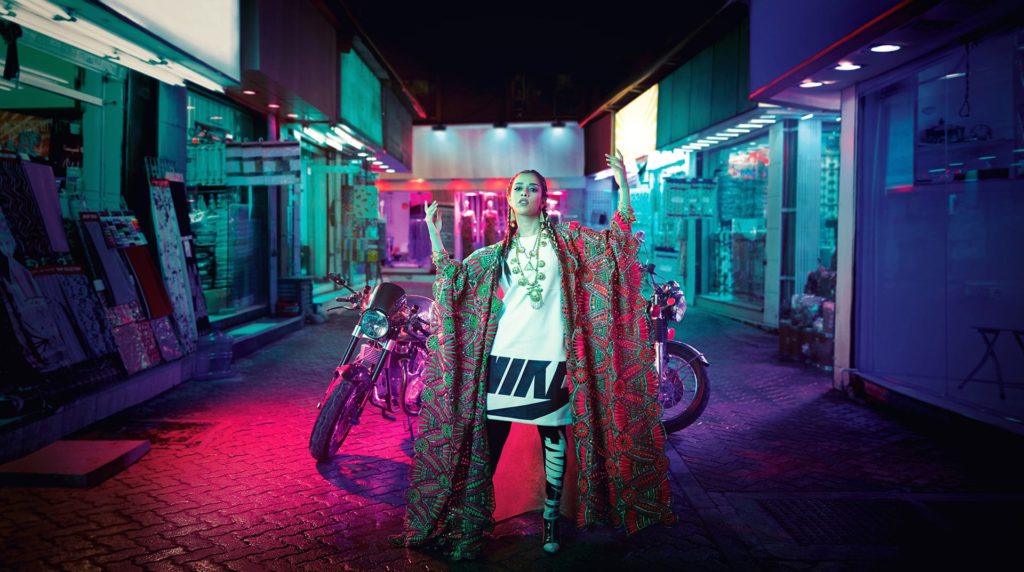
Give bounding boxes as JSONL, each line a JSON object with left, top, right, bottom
{"left": 605, "top": 149, "right": 627, "bottom": 189}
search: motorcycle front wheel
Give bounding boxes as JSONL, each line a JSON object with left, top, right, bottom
{"left": 309, "top": 376, "right": 372, "bottom": 461}
{"left": 659, "top": 341, "right": 711, "bottom": 433}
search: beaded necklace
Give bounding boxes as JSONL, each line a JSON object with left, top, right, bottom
{"left": 509, "top": 228, "right": 549, "bottom": 310}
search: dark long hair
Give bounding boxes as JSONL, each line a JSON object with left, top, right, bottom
{"left": 500, "top": 169, "right": 553, "bottom": 257}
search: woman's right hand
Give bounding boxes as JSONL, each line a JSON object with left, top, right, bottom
{"left": 425, "top": 200, "right": 442, "bottom": 235}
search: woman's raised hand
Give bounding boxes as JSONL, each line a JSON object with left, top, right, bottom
{"left": 425, "top": 200, "right": 442, "bottom": 235}
{"left": 605, "top": 149, "right": 627, "bottom": 188}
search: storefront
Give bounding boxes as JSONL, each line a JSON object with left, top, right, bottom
{"left": 653, "top": 109, "right": 838, "bottom": 342}
{"left": 854, "top": 24, "right": 1023, "bottom": 425}
{"left": 0, "top": 0, "right": 236, "bottom": 424}
{"left": 746, "top": 0, "right": 1023, "bottom": 431}
{"left": 184, "top": 89, "right": 268, "bottom": 323}
{"left": 379, "top": 122, "right": 585, "bottom": 267}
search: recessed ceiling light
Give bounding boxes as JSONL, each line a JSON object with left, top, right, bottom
{"left": 800, "top": 81, "right": 823, "bottom": 88}
{"left": 242, "top": 89, "right": 256, "bottom": 95}
{"left": 871, "top": 44, "right": 901, "bottom": 53}
{"left": 835, "top": 62, "right": 862, "bottom": 71}
{"left": 268, "top": 103, "right": 280, "bottom": 109}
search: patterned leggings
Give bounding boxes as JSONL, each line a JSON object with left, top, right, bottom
{"left": 486, "top": 420, "right": 566, "bottom": 520}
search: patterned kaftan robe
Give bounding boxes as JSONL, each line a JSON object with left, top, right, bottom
{"left": 393, "top": 211, "right": 676, "bottom": 559}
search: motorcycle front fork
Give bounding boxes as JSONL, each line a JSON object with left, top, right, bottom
{"left": 652, "top": 315, "right": 667, "bottom": 381}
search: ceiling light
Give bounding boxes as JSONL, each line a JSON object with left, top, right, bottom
{"left": 940, "top": 72, "right": 966, "bottom": 80}
{"left": 268, "top": 103, "right": 280, "bottom": 109}
{"left": 834, "top": 62, "right": 862, "bottom": 71}
{"left": 751, "top": 119, "right": 776, "bottom": 124}
{"left": 716, "top": 133, "right": 740, "bottom": 138}
{"left": 871, "top": 44, "right": 901, "bottom": 53}
{"left": 737, "top": 123, "right": 760, "bottom": 128}
{"left": 302, "top": 127, "right": 326, "bottom": 145}
{"left": 800, "top": 113, "right": 815, "bottom": 121}
{"left": 707, "top": 136, "right": 728, "bottom": 141}
{"left": 800, "top": 81, "right": 823, "bottom": 88}
{"left": 726, "top": 128, "right": 751, "bottom": 133}
{"left": 242, "top": 89, "right": 257, "bottom": 95}
{"left": 338, "top": 124, "right": 353, "bottom": 134}
{"left": 386, "top": 169, "right": 395, "bottom": 173}
{"left": 209, "top": 116, "right": 223, "bottom": 121}
{"left": 357, "top": 152, "right": 368, "bottom": 157}
{"left": 287, "top": 113, "right": 298, "bottom": 119}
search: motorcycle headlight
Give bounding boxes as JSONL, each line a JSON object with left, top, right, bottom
{"left": 359, "top": 309, "right": 390, "bottom": 340}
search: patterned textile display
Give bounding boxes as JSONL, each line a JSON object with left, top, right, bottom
{"left": 149, "top": 182, "right": 197, "bottom": 353}
{"left": 54, "top": 269, "right": 118, "bottom": 358}
{"left": 394, "top": 212, "right": 675, "bottom": 559}
{"left": 110, "top": 320, "right": 161, "bottom": 375}
{"left": 106, "top": 301, "right": 144, "bottom": 328}
{"left": 0, "top": 158, "right": 50, "bottom": 260}
{"left": 22, "top": 162, "right": 69, "bottom": 253}
{"left": 124, "top": 245, "right": 173, "bottom": 319}
{"left": 1, "top": 210, "right": 75, "bottom": 371}
{"left": 35, "top": 267, "right": 120, "bottom": 362}
{"left": 149, "top": 316, "right": 183, "bottom": 361}
{"left": 81, "top": 214, "right": 138, "bottom": 306}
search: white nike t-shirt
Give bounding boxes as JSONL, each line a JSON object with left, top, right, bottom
{"left": 486, "top": 232, "right": 570, "bottom": 426}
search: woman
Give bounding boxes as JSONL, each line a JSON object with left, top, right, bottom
{"left": 393, "top": 151, "right": 675, "bottom": 560}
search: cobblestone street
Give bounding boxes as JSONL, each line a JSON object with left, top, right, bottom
{"left": 2, "top": 287, "right": 1022, "bottom": 571}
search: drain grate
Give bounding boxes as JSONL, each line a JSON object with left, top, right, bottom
{"left": 757, "top": 498, "right": 934, "bottom": 546}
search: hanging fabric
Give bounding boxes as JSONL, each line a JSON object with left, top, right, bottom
{"left": 149, "top": 180, "right": 197, "bottom": 352}
{"left": 81, "top": 213, "right": 138, "bottom": 306}
{"left": 22, "top": 162, "right": 69, "bottom": 253}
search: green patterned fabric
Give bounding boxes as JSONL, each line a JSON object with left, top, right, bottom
{"left": 392, "top": 212, "right": 676, "bottom": 560}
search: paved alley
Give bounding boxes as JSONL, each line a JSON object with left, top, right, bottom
{"left": 2, "top": 288, "right": 1022, "bottom": 571}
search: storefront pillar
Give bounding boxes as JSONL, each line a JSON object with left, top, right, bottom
{"left": 834, "top": 86, "right": 858, "bottom": 392}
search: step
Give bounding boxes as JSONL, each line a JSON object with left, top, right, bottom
{"left": 0, "top": 440, "right": 150, "bottom": 487}
{"left": 225, "top": 316, "right": 304, "bottom": 359}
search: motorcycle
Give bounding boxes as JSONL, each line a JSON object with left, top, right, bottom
{"left": 638, "top": 240, "right": 711, "bottom": 433}
{"left": 308, "top": 274, "right": 435, "bottom": 461}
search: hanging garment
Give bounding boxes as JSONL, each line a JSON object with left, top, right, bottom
{"left": 0, "top": 158, "right": 51, "bottom": 260}
{"left": 81, "top": 213, "right": 138, "bottom": 306}
{"left": 149, "top": 182, "right": 197, "bottom": 353}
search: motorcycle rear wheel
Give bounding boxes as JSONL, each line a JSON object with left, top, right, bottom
{"left": 309, "top": 376, "right": 372, "bottom": 461}
{"left": 659, "top": 341, "right": 710, "bottom": 433}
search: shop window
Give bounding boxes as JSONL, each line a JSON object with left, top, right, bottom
{"left": 185, "top": 91, "right": 268, "bottom": 321}
{"left": 856, "top": 27, "right": 1024, "bottom": 418}
{"left": 704, "top": 138, "right": 769, "bottom": 309}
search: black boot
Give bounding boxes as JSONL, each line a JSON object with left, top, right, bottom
{"left": 542, "top": 516, "right": 560, "bottom": 554}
